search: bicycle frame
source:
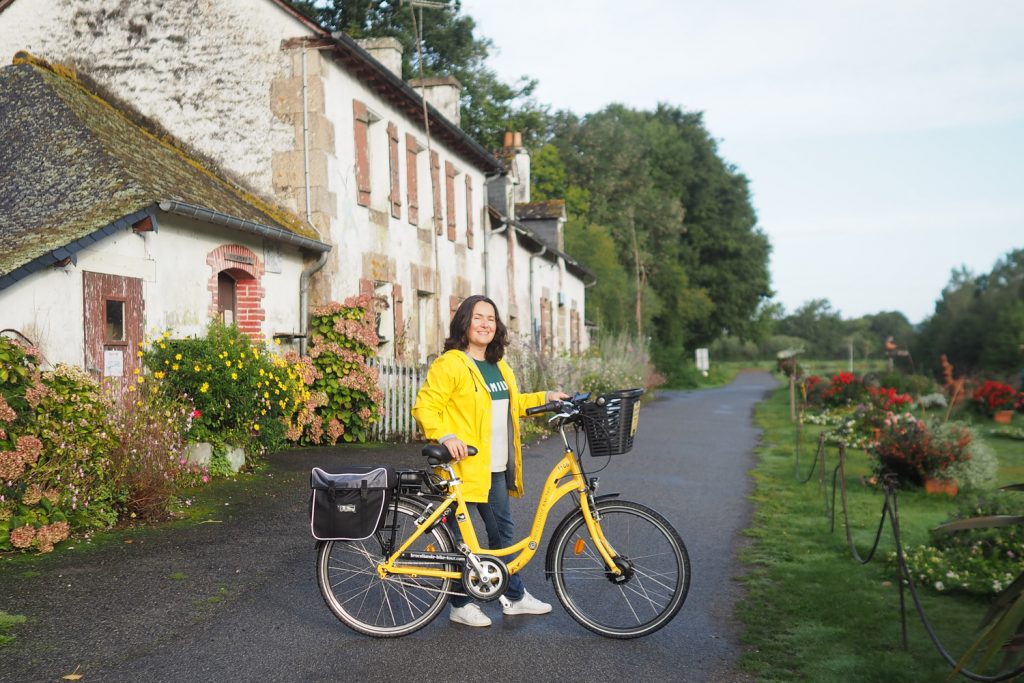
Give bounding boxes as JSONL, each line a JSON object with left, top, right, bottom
{"left": 378, "top": 442, "right": 622, "bottom": 582}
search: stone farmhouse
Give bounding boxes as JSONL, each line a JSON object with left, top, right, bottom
{"left": 0, "top": 0, "right": 593, "bottom": 375}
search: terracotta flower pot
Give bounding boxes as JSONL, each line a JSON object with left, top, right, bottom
{"left": 924, "top": 478, "right": 958, "bottom": 497}
{"left": 994, "top": 410, "right": 1014, "bottom": 425}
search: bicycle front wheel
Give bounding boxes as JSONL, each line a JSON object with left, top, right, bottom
{"left": 550, "top": 499, "right": 689, "bottom": 638}
{"left": 316, "top": 499, "right": 455, "bottom": 637}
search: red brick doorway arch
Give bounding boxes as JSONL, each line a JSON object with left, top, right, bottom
{"left": 207, "top": 244, "right": 265, "bottom": 341}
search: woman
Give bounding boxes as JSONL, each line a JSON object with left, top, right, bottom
{"left": 412, "top": 295, "right": 568, "bottom": 627}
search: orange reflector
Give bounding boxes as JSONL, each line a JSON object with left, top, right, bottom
{"left": 574, "top": 537, "right": 586, "bottom": 555}
{"left": 425, "top": 543, "right": 436, "bottom": 552}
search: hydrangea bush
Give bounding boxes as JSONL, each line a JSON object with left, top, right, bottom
{"left": 305, "top": 295, "right": 383, "bottom": 444}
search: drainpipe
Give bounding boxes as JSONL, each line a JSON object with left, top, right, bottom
{"left": 527, "top": 238, "right": 547, "bottom": 349}
{"left": 298, "top": 46, "right": 328, "bottom": 356}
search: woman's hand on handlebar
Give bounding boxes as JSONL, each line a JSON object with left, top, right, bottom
{"left": 547, "top": 391, "right": 570, "bottom": 402}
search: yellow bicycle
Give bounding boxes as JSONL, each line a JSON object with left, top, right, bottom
{"left": 315, "top": 389, "right": 690, "bottom": 638}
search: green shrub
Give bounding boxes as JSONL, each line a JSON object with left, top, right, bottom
{"left": 143, "top": 321, "right": 312, "bottom": 458}
{"left": 105, "top": 381, "right": 195, "bottom": 521}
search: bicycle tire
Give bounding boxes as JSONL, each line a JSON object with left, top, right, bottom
{"left": 550, "top": 499, "right": 689, "bottom": 638}
{"left": 316, "top": 498, "right": 455, "bottom": 637}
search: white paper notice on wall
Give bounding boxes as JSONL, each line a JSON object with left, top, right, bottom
{"left": 104, "top": 349, "right": 124, "bottom": 377}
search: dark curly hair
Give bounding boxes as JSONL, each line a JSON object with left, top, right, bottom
{"left": 443, "top": 295, "right": 508, "bottom": 363}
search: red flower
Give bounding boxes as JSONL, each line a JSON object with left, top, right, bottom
{"left": 192, "top": 409, "right": 202, "bottom": 419}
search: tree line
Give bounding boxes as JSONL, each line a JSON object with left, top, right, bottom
{"left": 288, "top": 2, "right": 1020, "bottom": 383}
{"left": 718, "top": 249, "right": 1024, "bottom": 382}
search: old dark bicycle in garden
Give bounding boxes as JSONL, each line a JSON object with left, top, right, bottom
{"left": 309, "top": 389, "right": 691, "bottom": 638}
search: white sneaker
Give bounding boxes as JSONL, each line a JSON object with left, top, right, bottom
{"left": 500, "top": 590, "right": 552, "bottom": 615}
{"left": 449, "top": 603, "right": 492, "bottom": 627}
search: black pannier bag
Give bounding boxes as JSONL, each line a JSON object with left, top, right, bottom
{"left": 309, "top": 466, "right": 396, "bottom": 541}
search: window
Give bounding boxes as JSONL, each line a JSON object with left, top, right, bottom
{"left": 105, "top": 299, "right": 125, "bottom": 342}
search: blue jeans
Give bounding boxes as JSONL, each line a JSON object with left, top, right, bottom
{"left": 450, "top": 471, "right": 525, "bottom": 607}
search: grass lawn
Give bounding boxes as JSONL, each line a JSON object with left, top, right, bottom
{"left": 738, "top": 386, "right": 1022, "bottom": 682}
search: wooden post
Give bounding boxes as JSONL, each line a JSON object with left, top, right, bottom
{"left": 790, "top": 373, "right": 797, "bottom": 421}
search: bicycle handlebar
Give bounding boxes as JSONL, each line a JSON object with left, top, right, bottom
{"left": 525, "top": 392, "right": 592, "bottom": 416}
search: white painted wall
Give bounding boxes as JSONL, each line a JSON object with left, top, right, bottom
{"left": 0, "top": 214, "right": 309, "bottom": 366}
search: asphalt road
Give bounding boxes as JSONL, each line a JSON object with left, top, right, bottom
{"left": 0, "top": 371, "right": 777, "bottom": 683}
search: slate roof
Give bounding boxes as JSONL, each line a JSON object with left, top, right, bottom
{"left": 0, "top": 53, "right": 324, "bottom": 282}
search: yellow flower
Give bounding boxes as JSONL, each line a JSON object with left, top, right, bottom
{"left": 137, "top": 376, "right": 145, "bottom": 384}
{"left": 200, "top": 382, "right": 209, "bottom": 393}
{"left": 274, "top": 338, "right": 282, "bottom": 345}
{"left": 134, "top": 368, "right": 140, "bottom": 375}
{"left": 164, "top": 360, "right": 169, "bottom": 366}
{"left": 159, "top": 343, "right": 166, "bottom": 349}
{"left": 260, "top": 409, "right": 267, "bottom": 416}
{"left": 162, "top": 331, "right": 171, "bottom": 339}
{"left": 253, "top": 423, "right": 260, "bottom": 431}
{"left": 231, "top": 372, "right": 238, "bottom": 381}
{"left": 136, "top": 351, "right": 144, "bottom": 358}
{"left": 128, "top": 384, "right": 136, "bottom": 392}
{"left": 153, "top": 371, "right": 165, "bottom": 379}
{"left": 259, "top": 369, "right": 266, "bottom": 376}
{"left": 225, "top": 360, "right": 232, "bottom": 367}
{"left": 206, "top": 364, "right": 212, "bottom": 371}
{"left": 263, "top": 392, "right": 270, "bottom": 399}
{"left": 171, "top": 364, "right": 179, "bottom": 371}
{"left": 174, "top": 353, "right": 182, "bottom": 361}
{"left": 237, "top": 362, "right": 244, "bottom": 370}
{"left": 194, "top": 365, "right": 202, "bottom": 372}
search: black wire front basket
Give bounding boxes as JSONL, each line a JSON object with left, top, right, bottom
{"left": 580, "top": 388, "right": 645, "bottom": 456}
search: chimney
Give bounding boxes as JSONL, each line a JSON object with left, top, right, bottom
{"left": 504, "top": 131, "right": 530, "bottom": 204}
{"left": 355, "top": 37, "right": 404, "bottom": 78}
{"left": 409, "top": 75, "right": 462, "bottom": 127}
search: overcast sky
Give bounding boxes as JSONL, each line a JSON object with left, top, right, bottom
{"left": 462, "top": 0, "right": 1024, "bottom": 324}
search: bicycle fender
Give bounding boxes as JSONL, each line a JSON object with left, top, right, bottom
{"left": 543, "top": 493, "right": 621, "bottom": 580}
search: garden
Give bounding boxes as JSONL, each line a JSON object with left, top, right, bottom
{"left": 741, "top": 362, "right": 1024, "bottom": 681}
{"left": 0, "top": 295, "right": 384, "bottom": 554}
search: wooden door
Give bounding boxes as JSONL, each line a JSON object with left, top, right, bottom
{"left": 83, "top": 271, "right": 144, "bottom": 382}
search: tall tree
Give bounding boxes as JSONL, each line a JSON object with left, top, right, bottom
{"left": 288, "top": 0, "right": 548, "bottom": 148}
{"left": 543, "top": 104, "right": 771, "bottom": 355}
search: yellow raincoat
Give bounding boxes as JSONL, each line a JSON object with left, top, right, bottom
{"left": 412, "top": 349, "right": 548, "bottom": 502}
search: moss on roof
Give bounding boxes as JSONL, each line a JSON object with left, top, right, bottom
{"left": 516, "top": 200, "right": 566, "bottom": 221}
{"left": 0, "top": 53, "right": 316, "bottom": 276}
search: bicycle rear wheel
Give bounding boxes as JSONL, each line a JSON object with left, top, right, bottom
{"left": 317, "top": 499, "right": 455, "bottom": 637}
{"left": 550, "top": 499, "right": 689, "bottom": 638}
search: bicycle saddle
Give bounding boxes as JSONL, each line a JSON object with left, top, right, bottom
{"left": 421, "top": 444, "right": 477, "bottom": 465}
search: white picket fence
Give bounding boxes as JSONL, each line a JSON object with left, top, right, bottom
{"left": 370, "top": 358, "right": 426, "bottom": 443}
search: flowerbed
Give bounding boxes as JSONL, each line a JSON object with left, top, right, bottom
{"left": 898, "top": 490, "right": 1024, "bottom": 596}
